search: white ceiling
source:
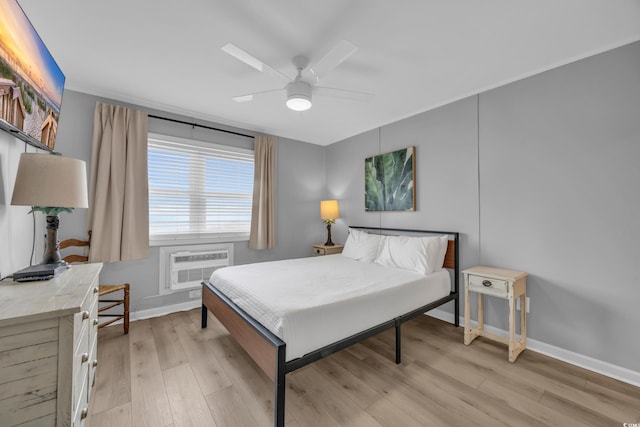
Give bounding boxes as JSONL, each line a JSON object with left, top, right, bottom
{"left": 17, "top": 0, "right": 640, "bottom": 146}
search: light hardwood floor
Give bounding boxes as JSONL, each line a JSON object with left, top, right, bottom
{"left": 87, "top": 309, "right": 640, "bottom": 427}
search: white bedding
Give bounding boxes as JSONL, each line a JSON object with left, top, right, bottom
{"left": 208, "top": 254, "right": 451, "bottom": 361}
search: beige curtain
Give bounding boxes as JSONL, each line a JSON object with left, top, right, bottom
{"left": 87, "top": 102, "right": 149, "bottom": 262}
{"left": 249, "top": 135, "right": 276, "bottom": 249}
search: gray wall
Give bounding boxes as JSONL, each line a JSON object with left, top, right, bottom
{"left": 479, "top": 41, "right": 640, "bottom": 371}
{"left": 54, "top": 90, "right": 326, "bottom": 314}
{"left": 326, "top": 41, "right": 640, "bottom": 373}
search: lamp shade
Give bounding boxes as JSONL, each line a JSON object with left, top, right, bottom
{"left": 11, "top": 153, "right": 88, "bottom": 209}
{"left": 320, "top": 199, "right": 340, "bottom": 220}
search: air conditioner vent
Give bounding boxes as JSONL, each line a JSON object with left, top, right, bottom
{"left": 174, "top": 252, "right": 228, "bottom": 263}
{"left": 159, "top": 243, "right": 233, "bottom": 295}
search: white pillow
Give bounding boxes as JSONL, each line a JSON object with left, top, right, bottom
{"left": 374, "top": 234, "right": 447, "bottom": 274}
{"left": 341, "top": 228, "right": 382, "bottom": 263}
{"left": 434, "top": 235, "right": 449, "bottom": 271}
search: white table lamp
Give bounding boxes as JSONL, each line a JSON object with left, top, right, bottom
{"left": 320, "top": 199, "right": 339, "bottom": 246}
{"left": 11, "top": 153, "right": 88, "bottom": 266}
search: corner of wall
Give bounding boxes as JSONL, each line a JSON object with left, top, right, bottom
{"left": 0, "top": 133, "right": 46, "bottom": 276}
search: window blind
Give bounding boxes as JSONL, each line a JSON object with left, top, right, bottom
{"left": 148, "top": 134, "right": 254, "bottom": 241}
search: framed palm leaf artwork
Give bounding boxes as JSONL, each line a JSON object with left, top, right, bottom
{"left": 365, "top": 146, "right": 415, "bottom": 211}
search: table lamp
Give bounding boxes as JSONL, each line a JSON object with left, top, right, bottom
{"left": 11, "top": 153, "right": 88, "bottom": 269}
{"left": 320, "top": 199, "right": 339, "bottom": 246}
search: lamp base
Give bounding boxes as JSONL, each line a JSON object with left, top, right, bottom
{"left": 43, "top": 215, "right": 63, "bottom": 265}
{"left": 324, "top": 223, "right": 335, "bottom": 246}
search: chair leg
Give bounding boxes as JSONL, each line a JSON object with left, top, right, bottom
{"left": 124, "top": 284, "right": 130, "bottom": 334}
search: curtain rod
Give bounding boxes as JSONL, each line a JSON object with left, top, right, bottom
{"left": 148, "top": 114, "right": 254, "bottom": 139}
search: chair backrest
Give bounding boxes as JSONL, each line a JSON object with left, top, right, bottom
{"left": 60, "top": 235, "right": 90, "bottom": 264}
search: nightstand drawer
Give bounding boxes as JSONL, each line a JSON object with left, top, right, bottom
{"left": 468, "top": 274, "right": 508, "bottom": 295}
{"left": 313, "top": 246, "right": 326, "bottom": 256}
{"left": 312, "top": 244, "right": 343, "bottom": 256}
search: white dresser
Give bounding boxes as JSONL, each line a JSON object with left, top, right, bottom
{"left": 0, "top": 263, "right": 102, "bottom": 426}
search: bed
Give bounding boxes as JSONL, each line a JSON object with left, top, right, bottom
{"left": 201, "top": 226, "right": 460, "bottom": 427}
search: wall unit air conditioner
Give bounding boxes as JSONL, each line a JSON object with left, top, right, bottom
{"left": 159, "top": 243, "right": 233, "bottom": 295}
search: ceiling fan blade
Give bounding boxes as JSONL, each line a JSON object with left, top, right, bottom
{"left": 222, "top": 43, "right": 291, "bottom": 84}
{"left": 232, "top": 88, "right": 284, "bottom": 103}
{"left": 308, "top": 40, "right": 357, "bottom": 84}
{"left": 232, "top": 94, "right": 254, "bottom": 103}
{"left": 315, "top": 86, "right": 373, "bottom": 102}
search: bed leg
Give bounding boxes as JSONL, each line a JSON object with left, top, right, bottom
{"left": 274, "top": 344, "right": 286, "bottom": 427}
{"left": 395, "top": 321, "right": 402, "bottom": 364}
{"left": 454, "top": 293, "right": 460, "bottom": 327}
{"left": 201, "top": 304, "right": 208, "bottom": 328}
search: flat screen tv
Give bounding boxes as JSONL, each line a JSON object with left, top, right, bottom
{"left": 0, "top": 0, "right": 65, "bottom": 151}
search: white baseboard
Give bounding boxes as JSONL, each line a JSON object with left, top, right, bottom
{"left": 131, "top": 300, "right": 201, "bottom": 321}
{"left": 427, "top": 308, "right": 640, "bottom": 388}
{"left": 427, "top": 307, "right": 457, "bottom": 325}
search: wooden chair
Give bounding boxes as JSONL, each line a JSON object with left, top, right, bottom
{"left": 60, "top": 235, "right": 130, "bottom": 334}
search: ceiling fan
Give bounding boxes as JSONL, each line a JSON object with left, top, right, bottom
{"left": 222, "top": 40, "right": 373, "bottom": 111}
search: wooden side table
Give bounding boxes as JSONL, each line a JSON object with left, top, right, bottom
{"left": 312, "top": 243, "right": 344, "bottom": 256}
{"left": 463, "top": 265, "right": 528, "bottom": 362}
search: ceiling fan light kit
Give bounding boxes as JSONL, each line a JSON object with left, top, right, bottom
{"left": 286, "top": 80, "right": 312, "bottom": 111}
{"left": 223, "top": 40, "right": 371, "bottom": 112}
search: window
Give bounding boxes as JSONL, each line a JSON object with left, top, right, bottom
{"left": 148, "top": 133, "right": 254, "bottom": 243}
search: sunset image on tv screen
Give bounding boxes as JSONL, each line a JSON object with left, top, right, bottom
{"left": 0, "top": 0, "right": 65, "bottom": 149}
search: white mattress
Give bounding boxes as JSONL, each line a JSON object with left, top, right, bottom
{"left": 209, "top": 254, "right": 451, "bottom": 361}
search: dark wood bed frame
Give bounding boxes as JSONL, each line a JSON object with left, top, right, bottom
{"left": 201, "top": 226, "right": 460, "bottom": 427}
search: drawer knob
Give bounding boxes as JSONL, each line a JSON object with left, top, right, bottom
{"left": 81, "top": 353, "right": 89, "bottom": 363}
{"left": 82, "top": 311, "right": 90, "bottom": 320}
{"left": 94, "top": 287, "right": 99, "bottom": 293}
{"left": 80, "top": 408, "right": 88, "bottom": 420}
{"left": 93, "top": 359, "right": 99, "bottom": 367}
{"left": 93, "top": 319, "right": 99, "bottom": 326}
{"left": 482, "top": 280, "right": 492, "bottom": 287}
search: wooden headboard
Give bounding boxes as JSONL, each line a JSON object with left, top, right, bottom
{"left": 443, "top": 239, "right": 456, "bottom": 270}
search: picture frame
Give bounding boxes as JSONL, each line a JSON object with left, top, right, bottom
{"left": 365, "top": 146, "right": 415, "bottom": 211}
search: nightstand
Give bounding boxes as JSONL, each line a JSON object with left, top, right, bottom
{"left": 312, "top": 244, "right": 344, "bottom": 256}
{"left": 463, "top": 265, "right": 528, "bottom": 362}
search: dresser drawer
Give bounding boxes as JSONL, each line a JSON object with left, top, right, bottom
{"left": 73, "top": 377, "right": 89, "bottom": 427}
{"left": 468, "top": 274, "right": 509, "bottom": 296}
{"left": 73, "top": 306, "right": 92, "bottom": 345}
{"left": 87, "top": 293, "right": 99, "bottom": 393}
{"left": 88, "top": 291, "right": 99, "bottom": 352}
{"left": 89, "top": 341, "right": 99, "bottom": 390}
{"left": 72, "top": 323, "right": 90, "bottom": 408}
